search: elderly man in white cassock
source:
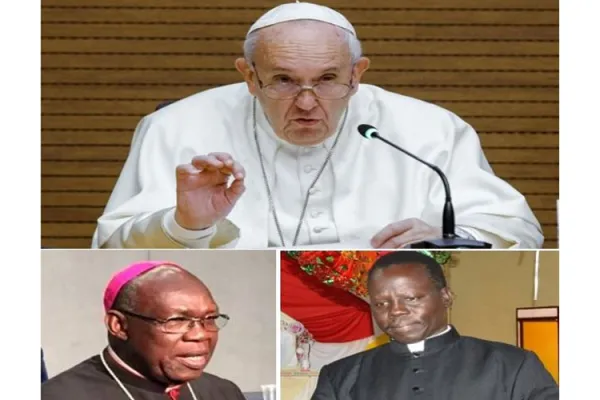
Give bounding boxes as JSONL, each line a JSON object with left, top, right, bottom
{"left": 92, "top": 1, "right": 543, "bottom": 249}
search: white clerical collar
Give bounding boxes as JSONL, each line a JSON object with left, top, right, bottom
{"left": 406, "top": 325, "right": 452, "bottom": 353}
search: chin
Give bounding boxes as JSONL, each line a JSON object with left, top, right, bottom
{"left": 162, "top": 359, "right": 208, "bottom": 384}
{"left": 286, "top": 131, "right": 330, "bottom": 146}
{"left": 166, "top": 369, "right": 204, "bottom": 384}
{"left": 388, "top": 324, "right": 428, "bottom": 344}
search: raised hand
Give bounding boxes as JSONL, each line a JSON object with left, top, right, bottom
{"left": 174, "top": 152, "right": 246, "bottom": 230}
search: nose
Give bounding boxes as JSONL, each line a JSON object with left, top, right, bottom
{"left": 389, "top": 300, "right": 409, "bottom": 316}
{"left": 294, "top": 89, "right": 318, "bottom": 111}
{"left": 183, "top": 321, "right": 211, "bottom": 341}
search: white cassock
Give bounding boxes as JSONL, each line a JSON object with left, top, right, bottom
{"left": 92, "top": 82, "right": 543, "bottom": 249}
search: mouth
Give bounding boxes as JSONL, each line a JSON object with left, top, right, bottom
{"left": 387, "top": 322, "right": 418, "bottom": 331}
{"left": 176, "top": 354, "right": 209, "bottom": 370}
{"left": 293, "top": 118, "right": 320, "bottom": 126}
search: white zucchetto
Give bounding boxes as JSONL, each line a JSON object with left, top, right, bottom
{"left": 246, "top": 1, "right": 357, "bottom": 37}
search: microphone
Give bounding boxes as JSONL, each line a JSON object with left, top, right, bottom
{"left": 358, "top": 124, "right": 492, "bottom": 249}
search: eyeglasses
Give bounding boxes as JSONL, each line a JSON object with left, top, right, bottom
{"left": 118, "top": 310, "right": 230, "bottom": 334}
{"left": 252, "top": 63, "right": 354, "bottom": 100}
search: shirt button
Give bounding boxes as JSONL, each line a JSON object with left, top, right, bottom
{"left": 313, "top": 227, "right": 327, "bottom": 234}
{"left": 310, "top": 210, "right": 322, "bottom": 218}
{"left": 303, "top": 165, "right": 315, "bottom": 173}
{"left": 412, "top": 368, "right": 425, "bottom": 374}
{"left": 412, "top": 387, "right": 424, "bottom": 393}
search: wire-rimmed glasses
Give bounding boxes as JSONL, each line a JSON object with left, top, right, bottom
{"left": 118, "top": 309, "right": 230, "bottom": 334}
{"left": 252, "top": 63, "right": 354, "bottom": 100}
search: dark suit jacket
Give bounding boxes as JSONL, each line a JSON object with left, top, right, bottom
{"left": 312, "top": 327, "right": 558, "bottom": 400}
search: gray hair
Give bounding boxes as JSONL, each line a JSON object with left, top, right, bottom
{"left": 243, "top": 21, "right": 362, "bottom": 64}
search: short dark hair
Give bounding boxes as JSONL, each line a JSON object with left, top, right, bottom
{"left": 112, "top": 280, "right": 139, "bottom": 312}
{"left": 367, "top": 251, "right": 447, "bottom": 290}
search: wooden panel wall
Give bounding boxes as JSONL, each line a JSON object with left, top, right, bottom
{"left": 41, "top": 0, "right": 559, "bottom": 248}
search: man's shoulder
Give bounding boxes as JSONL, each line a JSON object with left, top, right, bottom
{"left": 42, "top": 355, "right": 105, "bottom": 397}
{"left": 130, "top": 82, "right": 250, "bottom": 144}
{"left": 355, "top": 83, "right": 467, "bottom": 143}
{"left": 150, "top": 83, "right": 249, "bottom": 122}
{"left": 460, "top": 335, "right": 532, "bottom": 364}
{"left": 321, "top": 345, "right": 383, "bottom": 375}
{"left": 357, "top": 83, "right": 455, "bottom": 118}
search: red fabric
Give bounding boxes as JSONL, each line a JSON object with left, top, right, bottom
{"left": 167, "top": 387, "right": 180, "bottom": 400}
{"left": 281, "top": 253, "right": 374, "bottom": 343}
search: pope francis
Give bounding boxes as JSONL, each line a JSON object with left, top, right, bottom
{"left": 92, "top": 2, "right": 543, "bottom": 250}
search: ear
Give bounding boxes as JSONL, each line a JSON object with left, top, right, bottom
{"left": 235, "top": 57, "right": 258, "bottom": 96}
{"left": 104, "top": 311, "right": 130, "bottom": 341}
{"left": 349, "top": 56, "right": 370, "bottom": 95}
{"left": 440, "top": 287, "right": 454, "bottom": 309}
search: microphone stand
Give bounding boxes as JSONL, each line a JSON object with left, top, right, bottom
{"left": 359, "top": 126, "right": 492, "bottom": 249}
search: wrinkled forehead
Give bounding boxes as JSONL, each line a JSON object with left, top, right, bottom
{"left": 254, "top": 20, "right": 352, "bottom": 71}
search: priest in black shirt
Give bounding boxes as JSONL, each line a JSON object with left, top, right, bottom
{"left": 311, "top": 251, "right": 559, "bottom": 400}
{"left": 42, "top": 261, "right": 246, "bottom": 400}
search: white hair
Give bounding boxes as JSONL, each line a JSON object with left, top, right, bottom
{"left": 243, "top": 21, "right": 363, "bottom": 64}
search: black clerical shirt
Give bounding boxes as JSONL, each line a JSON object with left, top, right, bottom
{"left": 42, "top": 348, "right": 246, "bottom": 400}
{"left": 311, "top": 326, "right": 558, "bottom": 400}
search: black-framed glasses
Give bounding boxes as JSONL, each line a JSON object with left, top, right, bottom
{"left": 252, "top": 62, "right": 354, "bottom": 100}
{"left": 118, "top": 310, "right": 230, "bottom": 334}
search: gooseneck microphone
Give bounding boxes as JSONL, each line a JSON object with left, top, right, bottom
{"left": 358, "top": 124, "right": 492, "bottom": 249}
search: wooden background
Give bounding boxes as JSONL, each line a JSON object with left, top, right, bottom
{"left": 41, "top": 0, "right": 559, "bottom": 248}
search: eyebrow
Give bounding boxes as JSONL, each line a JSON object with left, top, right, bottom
{"left": 269, "top": 66, "right": 342, "bottom": 74}
{"left": 167, "top": 306, "right": 219, "bottom": 316}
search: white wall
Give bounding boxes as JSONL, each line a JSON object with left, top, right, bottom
{"left": 41, "top": 249, "right": 277, "bottom": 392}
